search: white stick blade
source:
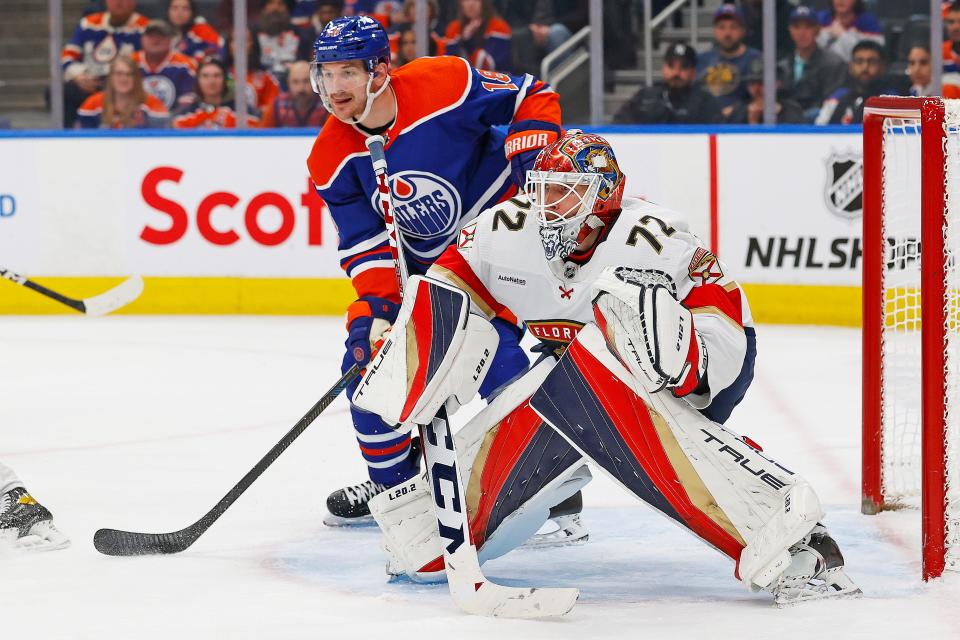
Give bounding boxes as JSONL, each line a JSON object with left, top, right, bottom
{"left": 446, "top": 546, "right": 579, "bottom": 618}
{"left": 82, "top": 275, "right": 144, "bottom": 317}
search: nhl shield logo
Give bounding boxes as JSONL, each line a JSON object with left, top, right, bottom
{"left": 824, "top": 152, "right": 863, "bottom": 220}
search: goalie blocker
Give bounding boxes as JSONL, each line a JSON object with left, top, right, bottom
{"left": 355, "top": 274, "right": 859, "bottom": 605}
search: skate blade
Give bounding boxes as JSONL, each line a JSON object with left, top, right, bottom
{"left": 322, "top": 512, "right": 376, "bottom": 528}
{"left": 521, "top": 517, "right": 589, "bottom": 549}
{"left": 2, "top": 522, "right": 71, "bottom": 552}
{"left": 775, "top": 586, "right": 862, "bottom": 607}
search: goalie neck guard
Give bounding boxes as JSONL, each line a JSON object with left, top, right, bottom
{"left": 311, "top": 15, "right": 391, "bottom": 124}
{"left": 526, "top": 131, "right": 625, "bottom": 267}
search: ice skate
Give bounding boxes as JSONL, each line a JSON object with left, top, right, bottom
{"left": 0, "top": 487, "right": 70, "bottom": 551}
{"left": 524, "top": 491, "right": 589, "bottom": 548}
{"left": 323, "top": 479, "right": 388, "bottom": 527}
{"left": 773, "top": 524, "right": 861, "bottom": 606}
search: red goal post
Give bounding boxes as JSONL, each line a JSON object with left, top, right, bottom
{"left": 861, "top": 96, "right": 957, "bottom": 581}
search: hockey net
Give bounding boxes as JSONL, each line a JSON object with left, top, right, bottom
{"left": 862, "top": 96, "right": 960, "bottom": 580}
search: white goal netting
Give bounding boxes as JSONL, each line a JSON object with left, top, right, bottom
{"left": 880, "top": 101, "right": 960, "bottom": 570}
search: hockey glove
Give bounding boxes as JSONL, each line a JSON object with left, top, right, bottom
{"left": 346, "top": 296, "right": 401, "bottom": 367}
{"left": 505, "top": 120, "right": 562, "bottom": 190}
{"left": 592, "top": 268, "right": 707, "bottom": 397}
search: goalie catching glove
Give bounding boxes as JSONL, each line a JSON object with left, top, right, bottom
{"left": 591, "top": 266, "right": 707, "bottom": 397}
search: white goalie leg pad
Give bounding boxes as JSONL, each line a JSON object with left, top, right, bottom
{"left": 368, "top": 473, "right": 444, "bottom": 582}
{"left": 352, "top": 276, "right": 500, "bottom": 426}
{"left": 591, "top": 266, "right": 704, "bottom": 394}
{"left": 553, "top": 324, "right": 823, "bottom": 590}
{"left": 370, "top": 359, "right": 590, "bottom": 581}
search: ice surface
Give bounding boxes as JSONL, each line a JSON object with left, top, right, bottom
{"left": 2, "top": 318, "right": 959, "bottom": 638}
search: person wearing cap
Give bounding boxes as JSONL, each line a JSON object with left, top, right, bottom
{"left": 816, "top": 0, "right": 884, "bottom": 63}
{"left": 697, "top": 3, "right": 761, "bottom": 116}
{"left": 777, "top": 5, "right": 846, "bottom": 122}
{"left": 614, "top": 42, "right": 722, "bottom": 125}
{"left": 726, "top": 57, "right": 804, "bottom": 125}
{"left": 815, "top": 40, "right": 907, "bottom": 126}
{"left": 133, "top": 20, "right": 198, "bottom": 111}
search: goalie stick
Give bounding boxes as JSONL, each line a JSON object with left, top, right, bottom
{"left": 93, "top": 364, "right": 360, "bottom": 556}
{"left": 365, "top": 135, "right": 579, "bottom": 618}
{"left": 0, "top": 267, "right": 144, "bottom": 316}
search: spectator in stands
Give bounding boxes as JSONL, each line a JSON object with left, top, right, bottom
{"left": 815, "top": 41, "right": 907, "bottom": 125}
{"left": 258, "top": 0, "right": 302, "bottom": 85}
{"left": 134, "top": 20, "right": 197, "bottom": 111}
{"left": 387, "top": 1, "right": 446, "bottom": 62}
{"left": 392, "top": 23, "right": 439, "bottom": 66}
{"left": 816, "top": 0, "right": 884, "bottom": 63}
{"left": 726, "top": 58, "right": 805, "bottom": 125}
{"left": 778, "top": 5, "right": 846, "bottom": 122}
{"left": 614, "top": 42, "right": 722, "bottom": 125}
{"left": 291, "top": 0, "right": 320, "bottom": 27}
{"left": 943, "top": 1, "right": 960, "bottom": 86}
{"left": 168, "top": 0, "right": 224, "bottom": 64}
{"left": 174, "top": 56, "right": 260, "bottom": 127}
{"left": 740, "top": 0, "right": 794, "bottom": 59}
{"left": 260, "top": 60, "right": 328, "bottom": 127}
{"left": 296, "top": 0, "right": 345, "bottom": 60}
{"left": 905, "top": 44, "right": 960, "bottom": 98}
{"left": 217, "top": 0, "right": 263, "bottom": 32}
{"left": 497, "top": 1, "right": 576, "bottom": 77}
{"left": 60, "top": 0, "right": 148, "bottom": 127}
{"left": 224, "top": 28, "right": 281, "bottom": 113}
{"left": 76, "top": 56, "right": 169, "bottom": 128}
{"left": 445, "top": 0, "right": 512, "bottom": 72}
{"left": 697, "top": 4, "right": 761, "bottom": 118}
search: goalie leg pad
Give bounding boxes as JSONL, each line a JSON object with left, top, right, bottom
{"left": 370, "top": 360, "right": 591, "bottom": 581}
{"left": 531, "top": 324, "right": 823, "bottom": 589}
{"left": 352, "top": 276, "right": 500, "bottom": 426}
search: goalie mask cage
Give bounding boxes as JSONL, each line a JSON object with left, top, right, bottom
{"left": 862, "top": 95, "right": 960, "bottom": 581}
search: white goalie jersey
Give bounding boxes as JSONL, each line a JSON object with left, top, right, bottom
{"left": 429, "top": 195, "right": 756, "bottom": 417}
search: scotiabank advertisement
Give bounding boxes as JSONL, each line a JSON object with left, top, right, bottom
{"left": 0, "top": 135, "right": 339, "bottom": 277}
{"left": 0, "top": 130, "right": 864, "bottom": 285}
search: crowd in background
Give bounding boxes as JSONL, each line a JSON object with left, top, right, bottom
{"left": 55, "top": 0, "right": 960, "bottom": 129}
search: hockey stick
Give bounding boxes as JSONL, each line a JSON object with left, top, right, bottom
{"left": 93, "top": 364, "right": 360, "bottom": 556}
{"left": 365, "top": 135, "right": 579, "bottom": 618}
{"left": 0, "top": 267, "right": 144, "bottom": 316}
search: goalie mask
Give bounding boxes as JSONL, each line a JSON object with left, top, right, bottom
{"left": 311, "top": 16, "right": 391, "bottom": 124}
{"left": 526, "top": 131, "right": 625, "bottom": 267}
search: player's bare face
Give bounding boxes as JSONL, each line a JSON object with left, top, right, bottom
{"left": 320, "top": 61, "right": 370, "bottom": 119}
{"left": 542, "top": 183, "right": 589, "bottom": 222}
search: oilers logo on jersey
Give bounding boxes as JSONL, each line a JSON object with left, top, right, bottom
{"left": 143, "top": 75, "right": 177, "bottom": 110}
{"left": 367, "top": 171, "right": 462, "bottom": 240}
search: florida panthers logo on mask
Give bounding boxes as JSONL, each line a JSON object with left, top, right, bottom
{"left": 370, "top": 171, "right": 462, "bottom": 239}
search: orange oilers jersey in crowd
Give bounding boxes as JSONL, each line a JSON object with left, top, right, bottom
{"left": 306, "top": 55, "right": 561, "bottom": 304}
{"left": 444, "top": 16, "right": 512, "bottom": 72}
{"left": 61, "top": 11, "right": 148, "bottom": 80}
{"left": 429, "top": 195, "right": 755, "bottom": 412}
{"left": 172, "top": 100, "right": 260, "bottom": 129}
{"left": 175, "top": 20, "right": 224, "bottom": 64}
{"left": 235, "top": 68, "right": 281, "bottom": 112}
{"left": 75, "top": 92, "right": 169, "bottom": 129}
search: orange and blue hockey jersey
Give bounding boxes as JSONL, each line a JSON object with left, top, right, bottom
{"left": 61, "top": 11, "right": 148, "bottom": 80}
{"left": 444, "top": 16, "right": 512, "bottom": 72}
{"left": 133, "top": 51, "right": 197, "bottom": 111}
{"left": 76, "top": 92, "right": 169, "bottom": 129}
{"left": 306, "top": 55, "right": 561, "bottom": 303}
{"left": 174, "top": 20, "right": 224, "bottom": 64}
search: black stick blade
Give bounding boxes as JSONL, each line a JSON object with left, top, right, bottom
{"left": 94, "top": 527, "right": 197, "bottom": 556}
